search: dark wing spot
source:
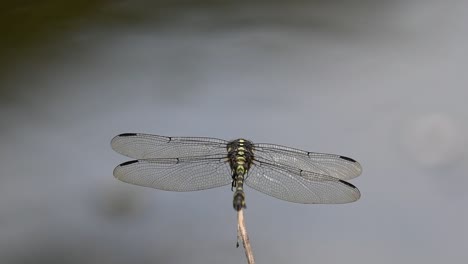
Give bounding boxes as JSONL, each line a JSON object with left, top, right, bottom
{"left": 119, "top": 133, "right": 137, "bottom": 137}
{"left": 340, "top": 156, "right": 357, "bottom": 163}
{"left": 119, "top": 160, "right": 139, "bottom": 166}
{"left": 339, "top": 179, "right": 357, "bottom": 189}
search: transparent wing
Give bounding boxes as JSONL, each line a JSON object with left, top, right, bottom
{"left": 113, "top": 157, "right": 232, "bottom": 191}
{"left": 253, "top": 143, "right": 362, "bottom": 181}
{"left": 245, "top": 161, "right": 360, "bottom": 204}
{"left": 111, "top": 133, "right": 228, "bottom": 159}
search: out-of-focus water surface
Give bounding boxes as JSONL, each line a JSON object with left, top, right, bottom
{"left": 1, "top": 1, "right": 467, "bottom": 263}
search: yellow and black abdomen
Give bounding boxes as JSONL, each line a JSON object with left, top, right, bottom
{"left": 227, "top": 139, "right": 254, "bottom": 211}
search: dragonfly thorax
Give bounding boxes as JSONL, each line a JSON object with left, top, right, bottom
{"left": 227, "top": 139, "right": 254, "bottom": 172}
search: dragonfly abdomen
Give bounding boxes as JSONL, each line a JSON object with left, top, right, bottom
{"left": 233, "top": 172, "right": 246, "bottom": 211}
{"left": 227, "top": 139, "right": 254, "bottom": 211}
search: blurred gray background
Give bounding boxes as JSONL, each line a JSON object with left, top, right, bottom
{"left": 1, "top": 1, "right": 467, "bottom": 263}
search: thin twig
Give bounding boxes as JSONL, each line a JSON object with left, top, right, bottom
{"left": 237, "top": 209, "right": 255, "bottom": 264}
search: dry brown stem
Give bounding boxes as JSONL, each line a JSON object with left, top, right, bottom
{"left": 237, "top": 209, "right": 255, "bottom": 264}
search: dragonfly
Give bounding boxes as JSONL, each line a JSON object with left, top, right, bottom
{"left": 111, "top": 133, "right": 362, "bottom": 211}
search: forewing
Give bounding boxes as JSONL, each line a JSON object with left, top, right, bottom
{"left": 245, "top": 161, "right": 360, "bottom": 204}
{"left": 253, "top": 143, "right": 362, "bottom": 181}
{"left": 111, "top": 133, "right": 228, "bottom": 159}
{"left": 113, "top": 157, "right": 232, "bottom": 191}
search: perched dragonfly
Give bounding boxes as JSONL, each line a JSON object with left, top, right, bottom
{"left": 111, "top": 133, "right": 361, "bottom": 210}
